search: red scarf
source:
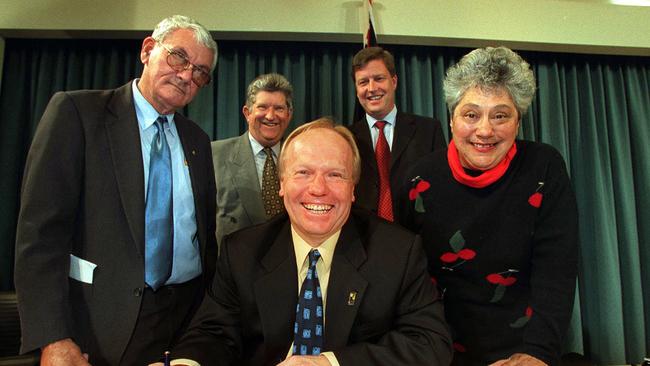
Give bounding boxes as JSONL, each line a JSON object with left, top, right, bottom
{"left": 447, "top": 139, "right": 517, "bottom": 188}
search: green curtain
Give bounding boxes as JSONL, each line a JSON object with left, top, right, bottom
{"left": 208, "top": 41, "right": 365, "bottom": 138}
{"left": 520, "top": 53, "right": 650, "bottom": 364}
{"left": 1, "top": 38, "right": 648, "bottom": 364}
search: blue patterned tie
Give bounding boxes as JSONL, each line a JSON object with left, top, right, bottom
{"left": 144, "top": 116, "right": 173, "bottom": 291}
{"left": 292, "top": 249, "right": 324, "bottom": 355}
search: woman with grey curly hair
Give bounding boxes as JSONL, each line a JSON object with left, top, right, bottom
{"left": 401, "top": 47, "right": 578, "bottom": 366}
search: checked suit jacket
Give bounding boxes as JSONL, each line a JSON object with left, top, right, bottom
{"left": 212, "top": 132, "right": 271, "bottom": 248}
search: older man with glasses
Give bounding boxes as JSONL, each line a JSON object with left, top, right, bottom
{"left": 156, "top": 41, "right": 213, "bottom": 87}
{"left": 14, "top": 15, "right": 218, "bottom": 366}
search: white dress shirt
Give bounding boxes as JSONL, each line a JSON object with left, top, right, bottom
{"left": 364, "top": 105, "right": 398, "bottom": 151}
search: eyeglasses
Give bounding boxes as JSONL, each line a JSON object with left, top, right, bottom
{"left": 157, "top": 42, "right": 212, "bottom": 87}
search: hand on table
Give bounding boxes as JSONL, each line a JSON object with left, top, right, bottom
{"left": 489, "top": 353, "right": 548, "bottom": 366}
{"left": 276, "top": 355, "right": 332, "bottom": 366}
{"left": 41, "top": 338, "right": 90, "bottom": 366}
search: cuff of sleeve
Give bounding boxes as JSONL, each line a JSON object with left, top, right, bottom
{"left": 321, "top": 351, "right": 340, "bottom": 366}
{"left": 170, "top": 358, "right": 201, "bottom": 366}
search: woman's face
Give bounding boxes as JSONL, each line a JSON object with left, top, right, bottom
{"left": 451, "top": 86, "right": 520, "bottom": 171}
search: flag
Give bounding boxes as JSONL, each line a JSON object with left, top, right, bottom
{"left": 354, "top": 0, "right": 379, "bottom": 122}
{"left": 363, "top": 0, "right": 378, "bottom": 47}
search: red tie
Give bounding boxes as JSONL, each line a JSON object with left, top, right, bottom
{"left": 374, "top": 121, "right": 393, "bottom": 221}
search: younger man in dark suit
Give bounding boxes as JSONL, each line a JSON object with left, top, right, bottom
{"left": 349, "top": 47, "right": 446, "bottom": 222}
{"left": 152, "top": 118, "right": 452, "bottom": 366}
{"left": 14, "top": 15, "right": 218, "bottom": 366}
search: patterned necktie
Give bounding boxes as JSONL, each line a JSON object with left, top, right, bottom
{"left": 144, "top": 116, "right": 174, "bottom": 291}
{"left": 374, "top": 121, "right": 393, "bottom": 221}
{"left": 261, "top": 147, "right": 284, "bottom": 217}
{"left": 292, "top": 249, "right": 324, "bottom": 356}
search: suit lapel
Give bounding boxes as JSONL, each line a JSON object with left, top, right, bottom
{"left": 232, "top": 133, "right": 267, "bottom": 223}
{"left": 254, "top": 221, "right": 298, "bottom": 356}
{"left": 324, "top": 218, "right": 369, "bottom": 350}
{"left": 105, "top": 82, "right": 146, "bottom": 256}
{"left": 351, "top": 118, "right": 378, "bottom": 177}
{"left": 391, "top": 113, "right": 416, "bottom": 170}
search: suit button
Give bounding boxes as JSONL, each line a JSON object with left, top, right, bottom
{"left": 133, "top": 287, "right": 143, "bottom": 297}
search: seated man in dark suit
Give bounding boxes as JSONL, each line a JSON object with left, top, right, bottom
{"left": 152, "top": 118, "right": 452, "bottom": 366}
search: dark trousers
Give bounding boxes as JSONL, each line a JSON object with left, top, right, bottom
{"left": 119, "top": 276, "right": 203, "bottom": 365}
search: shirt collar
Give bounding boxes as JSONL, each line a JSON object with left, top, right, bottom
{"left": 291, "top": 226, "right": 340, "bottom": 272}
{"left": 132, "top": 79, "right": 176, "bottom": 136}
{"left": 248, "top": 132, "right": 281, "bottom": 158}
{"left": 365, "top": 105, "right": 398, "bottom": 129}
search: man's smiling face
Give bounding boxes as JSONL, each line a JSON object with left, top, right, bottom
{"left": 244, "top": 90, "right": 292, "bottom": 147}
{"left": 354, "top": 59, "right": 398, "bottom": 120}
{"left": 279, "top": 128, "right": 355, "bottom": 246}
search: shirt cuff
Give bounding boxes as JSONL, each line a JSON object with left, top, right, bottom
{"left": 170, "top": 358, "right": 200, "bottom": 366}
{"left": 321, "top": 351, "right": 340, "bottom": 366}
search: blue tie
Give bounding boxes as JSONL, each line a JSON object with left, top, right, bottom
{"left": 292, "top": 249, "right": 324, "bottom": 355}
{"left": 144, "top": 116, "right": 173, "bottom": 291}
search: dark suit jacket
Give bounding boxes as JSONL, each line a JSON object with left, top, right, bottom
{"left": 172, "top": 209, "right": 452, "bottom": 366}
{"left": 212, "top": 132, "right": 268, "bottom": 248}
{"left": 349, "top": 112, "right": 446, "bottom": 221}
{"left": 14, "top": 82, "right": 217, "bottom": 365}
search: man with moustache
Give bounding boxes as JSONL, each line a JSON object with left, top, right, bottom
{"left": 14, "top": 15, "right": 218, "bottom": 366}
{"left": 349, "top": 47, "right": 446, "bottom": 222}
{"left": 151, "top": 118, "right": 452, "bottom": 366}
{"left": 212, "top": 73, "right": 293, "bottom": 247}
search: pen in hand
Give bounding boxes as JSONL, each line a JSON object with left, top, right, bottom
{"left": 164, "top": 351, "right": 171, "bottom": 366}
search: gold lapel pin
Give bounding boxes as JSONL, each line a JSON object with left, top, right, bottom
{"left": 347, "top": 291, "right": 358, "bottom": 306}
{"left": 191, "top": 150, "right": 196, "bottom": 156}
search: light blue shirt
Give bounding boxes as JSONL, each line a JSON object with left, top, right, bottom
{"left": 364, "top": 106, "right": 398, "bottom": 151}
{"left": 248, "top": 132, "right": 281, "bottom": 189}
{"left": 132, "top": 80, "right": 202, "bottom": 285}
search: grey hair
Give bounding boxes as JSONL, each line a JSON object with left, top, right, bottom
{"left": 443, "top": 46, "right": 536, "bottom": 119}
{"left": 246, "top": 73, "right": 294, "bottom": 111}
{"left": 151, "top": 15, "right": 218, "bottom": 71}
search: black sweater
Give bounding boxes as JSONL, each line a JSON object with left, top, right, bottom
{"left": 400, "top": 140, "right": 579, "bottom": 366}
